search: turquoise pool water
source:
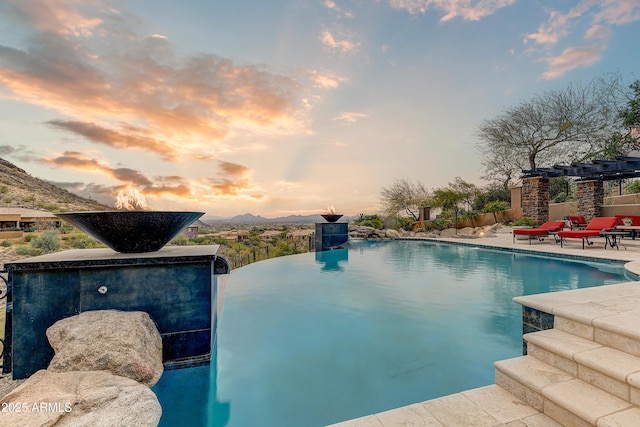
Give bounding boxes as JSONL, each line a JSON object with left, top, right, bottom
{"left": 153, "top": 240, "right": 632, "bottom": 427}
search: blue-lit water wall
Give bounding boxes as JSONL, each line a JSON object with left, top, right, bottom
{"left": 315, "top": 222, "right": 348, "bottom": 251}
{"left": 3, "top": 245, "right": 229, "bottom": 379}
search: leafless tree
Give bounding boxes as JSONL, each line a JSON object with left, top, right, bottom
{"left": 477, "top": 75, "right": 634, "bottom": 184}
{"left": 380, "top": 178, "right": 430, "bottom": 219}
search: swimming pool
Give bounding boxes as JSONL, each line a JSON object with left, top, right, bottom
{"left": 153, "top": 240, "right": 632, "bottom": 427}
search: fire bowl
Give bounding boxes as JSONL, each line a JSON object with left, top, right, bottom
{"left": 321, "top": 214, "right": 343, "bottom": 223}
{"left": 55, "top": 211, "right": 204, "bottom": 253}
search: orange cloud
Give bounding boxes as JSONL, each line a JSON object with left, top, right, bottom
{"left": 0, "top": 0, "right": 306, "bottom": 161}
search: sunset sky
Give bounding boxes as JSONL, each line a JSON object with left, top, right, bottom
{"left": 1, "top": 0, "right": 639, "bottom": 217}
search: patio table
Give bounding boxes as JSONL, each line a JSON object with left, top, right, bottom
{"left": 616, "top": 226, "right": 640, "bottom": 240}
{"left": 601, "top": 230, "right": 631, "bottom": 250}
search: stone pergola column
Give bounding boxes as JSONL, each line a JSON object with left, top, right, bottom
{"left": 522, "top": 177, "right": 549, "bottom": 224}
{"left": 576, "top": 180, "right": 604, "bottom": 220}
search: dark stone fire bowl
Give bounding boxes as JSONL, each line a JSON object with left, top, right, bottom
{"left": 55, "top": 211, "right": 204, "bottom": 253}
{"left": 321, "top": 214, "right": 343, "bottom": 223}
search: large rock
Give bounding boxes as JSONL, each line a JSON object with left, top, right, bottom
{"left": 46, "top": 310, "right": 163, "bottom": 386}
{"left": 0, "top": 370, "right": 161, "bottom": 427}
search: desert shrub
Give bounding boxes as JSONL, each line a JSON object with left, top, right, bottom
{"left": 397, "top": 217, "right": 416, "bottom": 231}
{"left": 14, "top": 244, "right": 43, "bottom": 256}
{"left": 625, "top": 180, "right": 640, "bottom": 194}
{"left": 170, "top": 234, "right": 189, "bottom": 246}
{"left": 24, "top": 234, "right": 36, "bottom": 242}
{"left": 64, "top": 233, "right": 103, "bottom": 249}
{"left": 0, "top": 240, "right": 11, "bottom": 247}
{"left": 0, "top": 186, "right": 7, "bottom": 193}
{"left": 513, "top": 217, "right": 536, "bottom": 226}
{"left": 353, "top": 214, "right": 384, "bottom": 229}
{"left": 30, "top": 230, "right": 61, "bottom": 253}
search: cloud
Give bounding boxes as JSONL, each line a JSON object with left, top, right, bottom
{"left": 540, "top": 43, "right": 606, "bottom": 80}
{"left": 217, "top": 160, "right": 250, "bottom": 176}
{"left": 308, "top": 70, "right": 347, "bottom": 89}
{"left": 320, "top": 30, "right": 360, "bottom": 55}
{"left": 334, "top": 112, "right": 370, "bottom": 123}
{"left": 40, "top": 151, "right": 191, "bottom": 198}
{"left": 525, "top": 0, "right": 640, "bottom": 79}
{"left": 0, "top": 0, "right": 307, "bottom": 161}
{"left": 47, "top": 120, "right": 178, "bottom": 160}
{"left": 388, "top": 0, "right": 516, "bottom": 22}
{"left": 324, "top": 0, "right": 355, "bottom": 19}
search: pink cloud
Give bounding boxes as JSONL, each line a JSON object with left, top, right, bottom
{"left": 0, "top": 0, "right": 305, "bottom": 161}
{"left": 388, "top": 0, "right": 516, "bottom": 22}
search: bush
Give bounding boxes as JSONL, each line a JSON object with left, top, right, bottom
{"left": 353, "top": 214, "right": 384, "bottom": 229}
{"left": 625, "top": 180, "right": 640, "bottom": 194}
{"left": 169, "top": 234, "right": 189, "bottom": 246}
{"left": 513, "top": 217, "right": 536, "bottom": 226}
{"left": 14, "top": 244, "right": 43, "bottom": 256}
{"left": 397, "top": 217, "right": 416, "bottom": 231}
{"left": 30, "top": 230, "right": 61, "bottom": 253}
{"left": 0, "top": 240, "right": 11, "bottom": 247}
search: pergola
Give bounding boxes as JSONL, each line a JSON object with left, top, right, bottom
{"left": 522, "top": 156, "right": 640, "bottom": 181}
{"left": 518, "top": 156, "right": 640, "bottom": 224}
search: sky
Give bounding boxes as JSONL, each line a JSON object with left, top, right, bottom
{"left": 0, "top": 0, "right": 639, "bottom": 218}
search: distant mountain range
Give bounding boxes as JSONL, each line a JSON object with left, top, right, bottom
{"left": 202, "top": 213, "right": 353, "bottom": 224}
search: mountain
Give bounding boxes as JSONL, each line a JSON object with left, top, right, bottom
{"left": 0, "top": 158, "right": 110, "bottom": 212}
{"left": 202, "top": 213, "right": 354, "bottom": 224}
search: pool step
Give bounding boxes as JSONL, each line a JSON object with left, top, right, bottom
{"left": 494, "top": 315, "right": 640, "bottom": 426}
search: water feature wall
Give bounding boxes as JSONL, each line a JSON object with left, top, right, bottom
{"left": 3, "top": 245, "right": 229, "bottom": 379}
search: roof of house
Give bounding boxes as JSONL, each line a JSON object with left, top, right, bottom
{"left": 0, "top": 207, "right": 59, "bottom": 219}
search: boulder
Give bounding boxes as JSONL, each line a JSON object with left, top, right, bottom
{"left": 385, "top": 229, "right": 400, "bottom": 238}
{"left": 0, "top": 369, "right": 161, "bottom": 427}
{"left": 46, "top": 310, "right": 163, "bottom": 387}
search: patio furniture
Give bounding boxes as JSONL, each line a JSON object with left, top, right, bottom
{"left": 616, "top": 225, "right": 640, "bottom": 240}
{"left": 557, "top": 217, "right": 619, "bottom": 249}
{"left": 512, "top": 221, "right": 566, "bottom": 245}
{"left": 566, "top": 215, "right": 587, "bottom": 230}
{"left": 601, "top": 230, "right": 631, "bottom": 250}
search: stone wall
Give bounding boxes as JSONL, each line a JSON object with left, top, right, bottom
{"left": 576, "top": 180, "right": 604, "bottom": 220}
{"left": 522, "top": 177, "right": 549, "bottom": 224}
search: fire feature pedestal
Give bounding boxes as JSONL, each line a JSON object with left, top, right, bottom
{"left": 4, "top": 245, "right": 229, "bottom": 379}
{"left": 315, "top": 222, "right": 348, "bottom": 251}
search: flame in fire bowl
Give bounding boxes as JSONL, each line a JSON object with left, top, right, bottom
{"left": 56, "top": 211, "right": 204, "bottom": 253}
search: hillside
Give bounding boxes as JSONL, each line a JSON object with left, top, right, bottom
{"left": 0, "top": 158, "right": 110, "bottom": 212}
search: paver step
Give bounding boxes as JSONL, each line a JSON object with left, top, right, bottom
{"left": 494, "top": 355, "right": 573, "bottom": 412}
{"left": 526, "top": 328, "right": 640, "bottom": 404}
{"left": 542, "top": 378, "right": 639, "bottom": 426}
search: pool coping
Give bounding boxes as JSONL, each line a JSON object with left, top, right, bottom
{"left": 396, "top": 236, "right": 640, "bottom": 279}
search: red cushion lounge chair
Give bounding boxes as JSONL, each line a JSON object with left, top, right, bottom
{"left": 557, "top": 217, "right": 619, "bottom": 249}
{"left": 512, "top": 221, "right": 566, "bottom": 245}
{"left": 567, "top": 215, "right": 587, "bottom": 230}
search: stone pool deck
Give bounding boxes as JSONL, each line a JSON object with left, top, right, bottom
{"left": 329, "top": 228, "right": 640, "bottom": 426}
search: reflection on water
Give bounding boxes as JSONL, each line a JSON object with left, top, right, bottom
{"left": 154, "top": 240, "right": 632, "bottom": 427}
{"left": 153, "top": 354, "right": 230, "bottom": 427}
{"left": 315, "top": 248, "right": 349, "bottom": 271}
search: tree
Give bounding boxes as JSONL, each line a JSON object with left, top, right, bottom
{"left": 477, "top": 75, "right": 634, "bottom": 185}
{"left": 380, "top": 178, "right": 430, "bottom": 220}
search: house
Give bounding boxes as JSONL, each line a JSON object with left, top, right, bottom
{"left": 0, "top": 207, "right": 61, "bottom": 231}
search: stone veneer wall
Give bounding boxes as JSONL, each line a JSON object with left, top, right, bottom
{"left": 521, "top": 306, "right": 554, "bottom": 355}
{"left": 576, "top": 180, "right": 604, "bottom": 220}
{"left": 522, "top": 177, "right": 549, "bottom": 224}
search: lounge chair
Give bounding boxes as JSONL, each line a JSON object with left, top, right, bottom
{"left": 566, "top": 215, "right": 587, "bottom": 230}
{"left": 512, "top": 221, "right": 566, "bottom": 244}
{"left": 557, "top": 217, "right": 619, "bottom": 249}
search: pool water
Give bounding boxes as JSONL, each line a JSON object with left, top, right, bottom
{"left": 153, "top": 240, "right": 632, "bottom": 427}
